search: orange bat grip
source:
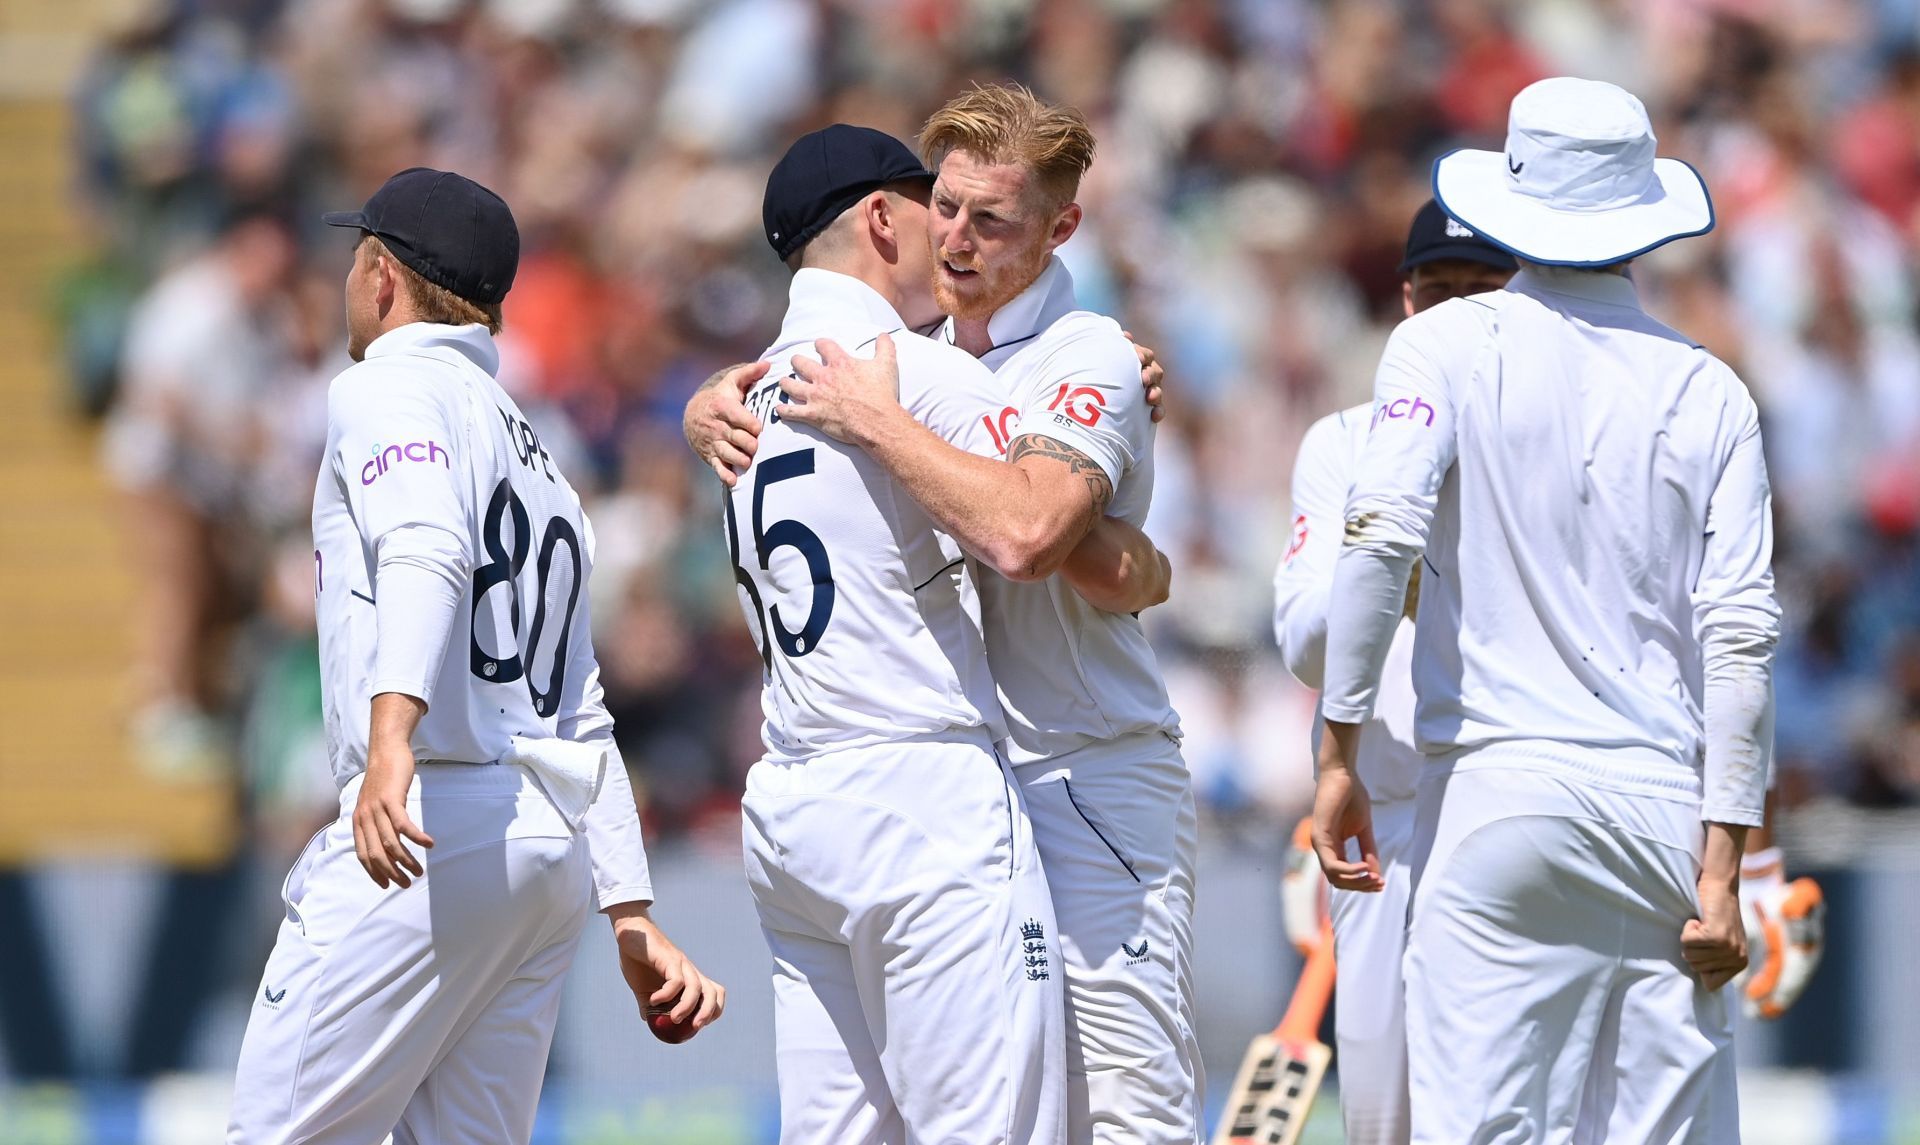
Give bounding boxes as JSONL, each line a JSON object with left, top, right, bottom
{"left": 1275, "top": 918, "right": 1337, "bottom": 1046}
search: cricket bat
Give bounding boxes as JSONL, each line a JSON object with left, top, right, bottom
{"left": 1211, "top": 919, "right": 1337, "bottom": 1145}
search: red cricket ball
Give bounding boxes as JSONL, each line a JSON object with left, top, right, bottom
{"left": 646, "top": 1007, "right": 696, "bottom": 1044}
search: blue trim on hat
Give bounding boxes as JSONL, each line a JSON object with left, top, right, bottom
{"left": 1430, "top": 151, "right": 1717, "bottom": 268}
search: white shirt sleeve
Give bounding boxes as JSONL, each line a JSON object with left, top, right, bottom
{"left": 1321, "top": 311, "right": 1462, "bottom": 724}
{"left": 1693, "top": 389, "right": 1782, "bottom": 826}
{"left": 1011, "top": 323, "right": 1147, "bottom": 487}
{"left": 1272, "top": 411, "right": 1356, "bottom": 689}
{"left": 555, "top": 513, "right": 653, "bottom": 908}
{"left": 575, "top": 729, "right": 655, "bottom": 910}
{"left": 331, "top": 369, "right": 475, "bottom": 705}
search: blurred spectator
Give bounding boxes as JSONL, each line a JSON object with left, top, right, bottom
{"left": 102, "top": 209, "right": 296, "bottom": 781}
{"left": 62, "top": 0, "right": 1920, "bottom": 836}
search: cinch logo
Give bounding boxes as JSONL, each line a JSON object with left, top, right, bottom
{"left": 362, "top": 441, "right": 451, "bottom": 485}
{"left": 1371, "top": 396, "right": 1436, "bottom": 430}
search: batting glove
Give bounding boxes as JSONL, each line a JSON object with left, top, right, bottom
{"left": 1281, "top": 816, "right": 1331, "bottom": 956}
{"left": 1735, "top": 847, "right": 1826, "bottom": 1019}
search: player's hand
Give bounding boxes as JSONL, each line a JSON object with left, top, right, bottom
{"left": 1682, "top": 877, "right": 1749, "bottom": 992}
{"left": 352, "top": 743, "right": 433, "bottom": 889}
{"left": 1123, "top": 331, "right": 1167, "bottom": 423}
{"left": 781, "top": 334, "right": 904, "bottom": 447}
{"left": 609, "top": 904, "right": 726, "bottom": 1041}
{"left": 685, "top": 361, "right": 768, "bottom": 487}
{"left": 1311, "top": 721, "right": 1382, "bottom": 893}
{"left": 1737, "top": 866, "right": 1825, "bottom": 1019}
{"left": 1281, "top": 816, "right": 1332, "bottom": 955}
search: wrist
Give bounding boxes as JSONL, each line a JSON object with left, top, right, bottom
{"left": 1318, "top": 720, "right": 1361, "bottom": 763}
{"left": 605, "top": 900, "right": 655, "bottom": 931}
{"left": 1698, "top": 874, "right": 1740, "bottom": 897}
{"left": 854, "top": 400, "right": 914, "bottom": 454}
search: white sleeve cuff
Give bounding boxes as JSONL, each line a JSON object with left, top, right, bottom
{"left": 597, "top": 883, "right": 655, "bottom": 911}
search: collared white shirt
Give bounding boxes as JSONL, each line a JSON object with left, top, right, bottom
{"left": 941, "top": 257, "right": 1182, "bottom": 764}
{"left": 1273, "top": 404, "right": 1423, "bottom": 803}
{"left": 313, "top": 321, "right": 649, "bottom": 906}
{"left": 730, "top": 269, "right": 1009, "bottom": 760}
{"left": 1321, "top": 267, "right": 1780, "bottom": 824}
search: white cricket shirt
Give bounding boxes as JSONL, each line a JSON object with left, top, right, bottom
{"left": 1272, "top": 404, "right": 1422, "bottom": 803}
{"left": 730, "top": 269, "right": 1006, "bottom": 760}
{"left": 941, "top": 257, "right": 1182, "bottom": 765}
{"left": 1321, "top": 268, "right": 1781, "bottom": 825}
{"left": 312, "top": 322, "right": 650, "bottom": 907}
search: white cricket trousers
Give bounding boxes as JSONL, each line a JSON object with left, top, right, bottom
{"left": 1015, "top": 731, "right": 1203, "bottom": 1145}
{"left": 1328, "top": 797, "right": 1417, "bottom": 1145}
{"left": 1403, "top": 750, "right": 1740, "bottom": 1145}
{"left": 741, "top": 730, "right": 1067, "bottom": 1145}
{"left": 228, "top": 763, "right": 592, "bottom": 1145}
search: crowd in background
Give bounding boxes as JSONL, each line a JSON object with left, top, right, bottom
{"left": 62, "top": 0, "right": 1920, "bottom": 856}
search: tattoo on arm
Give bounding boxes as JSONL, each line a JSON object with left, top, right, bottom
{"left": 1008, "top": 434, "right": 1114, "bottom": 514}
{"left": 699, "top": 363, "right": 745, "bottom": 392}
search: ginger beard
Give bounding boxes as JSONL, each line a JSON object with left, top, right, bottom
{"left": 930, "top": 227, "right": 1053, "bottom": 322}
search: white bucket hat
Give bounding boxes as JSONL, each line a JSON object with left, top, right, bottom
{"left": 1433, "top": 77, "right": 1714, "bottom": 267}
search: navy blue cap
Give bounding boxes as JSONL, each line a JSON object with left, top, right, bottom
{"left": 1400, "top": 199, "right": 1518, "bottom": 274}
{"left": 763, "top": 125, "right": 935, "bottom": 261}
{"left": 323, "top": 168, "right": 519, "bottom": 305}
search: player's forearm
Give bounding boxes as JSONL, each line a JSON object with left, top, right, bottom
{"left": 1320, "top": 542, "right": 1418, "bottom": 723}
{"left": 368, "top": 692, "right": 427, "bottom": 754}
{"left": 859, "top": 405, "right": 1091, "bottom": 581}
{"left": 1700, "top": 820, "right": 1748, "bottom": 890}
{"left": 1060, "top": 516, "right": 1170, "bottom": 613}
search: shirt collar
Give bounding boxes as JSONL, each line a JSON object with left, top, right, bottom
{"left": 1509, "top": 265, "right": 1644, "bottom": 311}
{"left": 774, "top": 269, "right": 906, "bottom": 352}
{"left": 364, "top": 322, "right": 500, "bottom": 376}
{"left": 941, "top": 255, "right": 1080, "bottom": 353}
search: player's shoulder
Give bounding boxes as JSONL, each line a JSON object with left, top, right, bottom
{"left": 1693, "top": 348, "right": 1762, "bottom": 428}
{"left": 1035, "top": 309, "right": 1133, "bottom": 365}
{"left": 1304, "top": 403, "right": 1373, "bottom": 456}
{"left": 325, "top": 352, "right": 463, "bottom": 421}
{"left": 1011, "top": 310, "right": 1141, "bottom": 416}
{"left": 1397, "top": 292, "right": 1503, "bottom": 342}
{"left": 1379, "top": 295, "right": 1501, "bottom": 381}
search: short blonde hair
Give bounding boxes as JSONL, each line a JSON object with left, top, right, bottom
{"left": 920, "top": 83, "right": 1096, "bottom": 208}
{"left": 364, "top": 236, "right": 504, "bottom": 334}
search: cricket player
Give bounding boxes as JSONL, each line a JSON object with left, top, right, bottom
{"left": 1272, "top": 200, "right": 1516, "bottom": 1145}
{"left": 717, "top": 123, "right": 1160, "bottom": 1145}
{"left": 228, "top": 168, "right": 721, "bottom": 1145}
{"left": 763, "top": 86, "right": 1203, "bottom": 1144}
{"left": 1277, "top": 202, "right": 1828, "bottom": 1144}
{"left": 1312, "top": 78, "right": 1779, "bottom": 1142}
